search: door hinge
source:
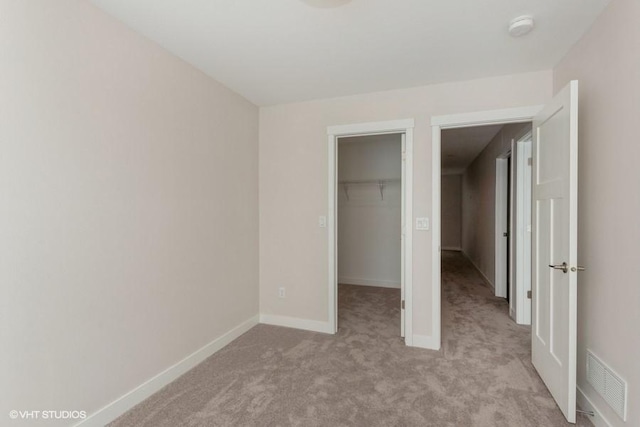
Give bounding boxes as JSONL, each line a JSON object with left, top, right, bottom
{"left": 401, "top": 300, "right": 405, "bottom": 310}
{"left": 528, "top": 157, "right": 532, "bottom": 166}
{"left": 402, "top": 151, "right": 406, "bottom": 161}
{"left": 527, "top": 290, "right": 532, "bottom": 299}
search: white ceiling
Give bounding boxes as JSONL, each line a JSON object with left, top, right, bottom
{"left": 441, "top": 125, "right": 504, "bottom": 174}
{"left": 90, "top": 0, "right": 610, "bottom": 106}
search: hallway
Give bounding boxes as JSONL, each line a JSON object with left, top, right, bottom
{"left": 441, "top": 250, "right": 530, "bottom": 360}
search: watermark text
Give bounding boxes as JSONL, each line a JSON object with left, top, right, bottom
{"left": 9, "top": 410, "right": 86, "bottom": 420}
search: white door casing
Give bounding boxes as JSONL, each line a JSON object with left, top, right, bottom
{"left": 531, "top": 80, "right": 579, "bottom": 423}
{"left": 515, "top": 136, "right": 533, "bottom": 325}
{"left": 431, "top": 105, "right": 543, "bottom": 352}
{"left": 327, "top": 119, "right": 414, "bottom": 344}
{"left": 508, "top": 139, "right": 516, "bottom": 314}
{"left": 400, "top": 133, "right": 406, "bottom": 338}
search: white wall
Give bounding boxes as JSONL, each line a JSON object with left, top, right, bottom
{"left": 461, "top": 123, "right": 530, "bottom": 287}
{"left": 0, "top": 1, "right": 258, "bottom": 424}
{"left": 554, "top": 0, "right": 640, "bottom": 424}
{"left": 441, "top": 174, "right": 462, "bottom": 250}
{"left": 338, "top": 135, "right": 401, "bottom": 288}
{"left": 259, "top": 71, "right": 552, "bottom": 340}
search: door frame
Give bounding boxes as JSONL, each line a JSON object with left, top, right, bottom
{"left": 514, "top": 133, "right": 532, "bottom": 325}
{"left": 327, "top": 119, "right": 414, "bottom": 344}
{"left": 431, "top": 106, "right": 542, "bottom": 350}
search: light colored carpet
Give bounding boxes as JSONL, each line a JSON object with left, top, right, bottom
{"left": 108, "top": 251, "right": 592, "bottom": 426}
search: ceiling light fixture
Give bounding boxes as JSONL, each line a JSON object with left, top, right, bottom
{"left": 299, "top": 0, "right": 352, "bottom": 8}
{"left": 508, "top": 16, "right": 535, "bottom": 37}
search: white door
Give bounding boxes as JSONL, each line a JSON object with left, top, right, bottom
{"left": 495, "top": 157, "right": 510, "bottom": 298}
{"left": 400, "top": 133, "right": 406, "bottom": 338}
{"left": 531, "top": 80, "right": 579, "bottom": 423}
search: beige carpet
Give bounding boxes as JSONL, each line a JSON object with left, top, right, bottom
{"left": 109, "top": 251, "right": 592, "bottom": 426}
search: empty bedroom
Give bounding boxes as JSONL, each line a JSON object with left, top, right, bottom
{"left": 2, "top": 1, "right": 638, "bottom": 426}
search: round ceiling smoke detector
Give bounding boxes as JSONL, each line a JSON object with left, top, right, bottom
{"left": 508, "top": 16, "right": 535, "bottom": 37}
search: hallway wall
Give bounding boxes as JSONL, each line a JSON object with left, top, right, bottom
{"left": 441, "top": 174, "right": 462, "bottom": 250}
{"left": 461, "top": 123, "right": 530, "bottom": 287}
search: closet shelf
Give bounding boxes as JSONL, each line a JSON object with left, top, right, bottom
{"left": 338, "top": 179, "right": 400, "bottom": 201}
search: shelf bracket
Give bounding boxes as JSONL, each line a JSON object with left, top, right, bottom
{"left": 343, "top": 183, "right": 349, "bottom": 200}
{"left": 379, "top": 181, "right": 384, "bottom": 200}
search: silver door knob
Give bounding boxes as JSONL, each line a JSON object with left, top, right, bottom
{"left": 549, "top": 262, "right": 568, "bottom": 273}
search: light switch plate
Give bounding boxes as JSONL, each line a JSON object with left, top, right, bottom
{"left": 318, "top": 216, "right": 327, "bottom": 228}
{"left": 416, "top": 217, "right": 430, "bottom": 230}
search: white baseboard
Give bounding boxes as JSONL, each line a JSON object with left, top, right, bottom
{"left": 75, "top": 315, "right": 259, "bottom": 427}
{"left": 577, "top": 385, "right": 612, "bottom": 427}
{"left": 338, "top": 276, "right": 400, "bottom": 289}
{"left": 441, "top": 246, "right": 462, "bottom": 252}
{"left": 461, "top": 251, "right": 495, "bottom": 290}
{"left": 411, "top": 334, "right": 440, "bottom": 351}
{"left": 259, "top": 314, "right": 333, "bottom": 334}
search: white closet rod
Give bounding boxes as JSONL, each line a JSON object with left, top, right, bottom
{"left": 338, "top": 179, "right": 400, "bottom": 185}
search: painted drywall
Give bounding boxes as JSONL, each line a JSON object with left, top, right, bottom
{"left": 259, "top": 71, "right": 552, "bottom": 338}
{"left": 441, "top": 174, "right": 462, "bottom": 250}
{"left": 0, "top": 1, "right": 258, "bottom": 424}
{"left": 462, "top": 123, "right": 530, "bottom": 288}
{"left": 338, "top": 135, "right": 401, "bottom": 288}
{"left": 553, "top": 0, "right": 640, "bottom": 424}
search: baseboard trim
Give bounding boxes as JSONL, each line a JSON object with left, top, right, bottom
{"left": 441, "top": 246, "right": 462, "bottom": 252}
{"left": 577, "top": 385, "right": 613, "bottom": 427}
{"left": 74, "top": 315, "right": 259, "bottom": 427}
{"left": 411, "top": 334, "right": 440, "bottom": 351}
{"left": 338, "top": 276, "right": 400, "bottom": 289}
{"left": 461, "top": 251, "right": 495, "bottom": 290}
{"left": 259, "top": 314, "right": 333, "bottom": 334}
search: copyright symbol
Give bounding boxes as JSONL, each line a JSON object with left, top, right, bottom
{"left": 9, "top": 410, "right": 18, "bottom": 419}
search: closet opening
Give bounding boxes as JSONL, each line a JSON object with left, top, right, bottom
{"left": 327, "top": 119, "right": 414, "bottom": 344}
{"left": 337, "top": 134, "right": 403, "bottom": 337}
